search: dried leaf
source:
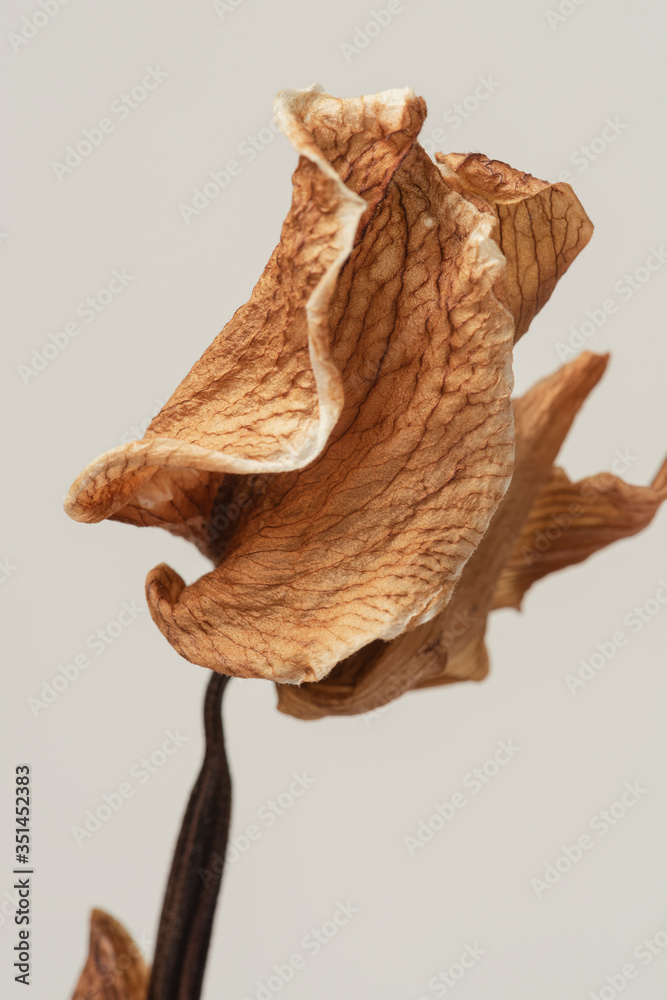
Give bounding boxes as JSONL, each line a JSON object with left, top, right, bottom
{"left": 71, "top": 909, "right": 149, "bottom": 1000}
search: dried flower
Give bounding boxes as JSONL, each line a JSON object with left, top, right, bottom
{"left": 65, "top": 85, "right": 663, "bottom": 715}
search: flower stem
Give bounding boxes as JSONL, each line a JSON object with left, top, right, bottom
{"left": 147, "top": 674, "right": 232, "bottom": 1000}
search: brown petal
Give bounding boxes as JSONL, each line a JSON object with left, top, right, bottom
{"left": 145, "top": 104, "right": 516, "bottom": 682}
{"left": 65, "top": 85, "right": 425, "bottom": 538}
{"left": 493, "top": 459, "right": 667, "bottom": 611}
{"left": 64, "top": 87, "right": 595, "bottom": 690}
{"left": 436, "top": 153, "right": 593, "bottom": 341}
{"left": 70, "top": 909, "right": 149, "bottom": 1000}
{"left": 277, "top": 351, "right": 608, "bottom": 716}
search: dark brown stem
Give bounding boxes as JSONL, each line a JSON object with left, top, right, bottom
{"left": 147, "top": 673, "right": 232, "bottom": 1000}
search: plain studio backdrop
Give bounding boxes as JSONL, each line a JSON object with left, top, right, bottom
{"left": 2, "top": 1, "right": 667, "bottom": 997}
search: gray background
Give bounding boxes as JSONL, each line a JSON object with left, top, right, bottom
{"left": 2, "top": 0, "right": 667, "bottom": 997}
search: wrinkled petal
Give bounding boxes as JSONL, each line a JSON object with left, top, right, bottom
{"left": 493, "top": 458, "right": 667, "bottom": 610}
{"left": 66, "top": 83, "right": 396, "bottom": 535}
{"left": 70, "top": 909, "right": 149, "bottom": 1000}
{"left": 64, "top": 86, "right": 596, "bottom": 690}
{"left": 145, "top": 93, "right": 517, "bottom": 683}
{"left": 278, "top": 351, "right": 608, "bottom": 716}
{"left": 437, "top": 153, "right": 593, "bottom": 341}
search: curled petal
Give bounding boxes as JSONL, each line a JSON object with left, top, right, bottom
{"left": 145, "top": 90, "right": 516, "bottom": 682}
{"left": 278, "top": 351, "right": 608, "bottom": 716}
{"left": 437, "top": 153, "right": 593, "bottom": 341}
{"left": 67, "top": 84, "right": 414, "bottom": 532}
{"left": 493, "top": 459, "right": 667, "bottom": 610}
{"left": 70, "top": 909, "right": 149, "bottom": 1000}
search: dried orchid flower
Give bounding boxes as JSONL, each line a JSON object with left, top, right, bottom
{"left": 65, "top": 83, "right": 667, "bottom": 1000}
{"left": 65, "top": 84, "right": 603, "bottom": 706}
